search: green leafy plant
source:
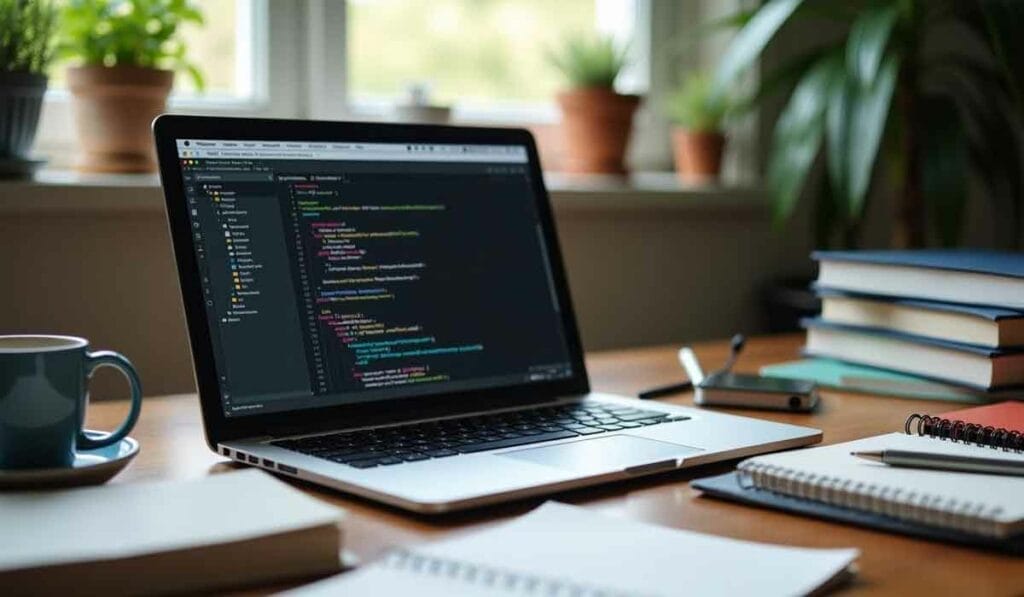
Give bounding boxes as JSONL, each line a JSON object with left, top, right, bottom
{"left": 714, "top": 0, "right": 1024, "bottom": 248}
{"left": 0, "top": 0, "right": 59, "bottom": 74}
{"left": 547, "top": 33, "right": 629, "bottom": 89}
{"left": 667, "top": 72, "right": 730, "bottom": 132}
{"left": 58, "top": 0, "right": 205, "bottom": 88}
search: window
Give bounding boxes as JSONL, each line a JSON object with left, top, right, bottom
{"left": 173, "top": 0, "right": 259, "bottom": 102}
{"left": 36, "top": 0, "right": 670, "bottom": 167}
{"left": 346, "top": 0, "right": 640, "bottom": 121}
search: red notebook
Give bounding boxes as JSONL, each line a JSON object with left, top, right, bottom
{"left": 904, "top": 401, "right": 1024, "bottom": 450}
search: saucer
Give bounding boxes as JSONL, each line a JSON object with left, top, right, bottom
{"left": 0, "top": 430, "right": 139, "bottom": 490}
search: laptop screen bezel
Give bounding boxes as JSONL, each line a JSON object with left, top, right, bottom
{"left": 153, "top": 115, "right": 590, "bottom": 447}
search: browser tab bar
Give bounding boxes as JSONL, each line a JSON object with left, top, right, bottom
{"left": 174, "top": 139, "right": 528, "bottom": 163}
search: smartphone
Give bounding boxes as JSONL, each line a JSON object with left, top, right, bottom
{"left": 694, "top": 372, "right": 818, "bottom": 412}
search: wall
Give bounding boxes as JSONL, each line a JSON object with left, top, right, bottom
{"left": 0, "top": 177, "right": 814, "bottom": 398}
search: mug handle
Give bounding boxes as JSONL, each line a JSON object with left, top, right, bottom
{"left": 77, "top": 351, "right": 143, "bottom": 450}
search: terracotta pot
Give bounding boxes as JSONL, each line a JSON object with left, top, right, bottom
{"left": 556, "top": 88, "right": 639, "bottom": 175}
{"left": 672, "top": 128, "right": 726, "bottom": 184}
{"left": 67, "top": 65, "right": 174, "bottom": 173}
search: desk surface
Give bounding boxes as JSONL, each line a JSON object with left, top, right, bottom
{"left": 87, "top": 334, "right": 1024, "bottom": 595}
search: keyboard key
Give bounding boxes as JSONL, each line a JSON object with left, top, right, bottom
{"left": 598, "top": 424, "right": 623, "bottom": 431}
{"left": 347, "top": 458, "right": 380, "bottom": 469}
{"left": 425, "top": 449, "right": 459, "bottom": 458}
{"left": 616, "top": 412, "right": 669, "bottom": 422}
{"left": 331, "top": 450, "right": 386, "bottom": 463}
{"left": 617, "top": 422, "right": 641, "bottom": 429}
{"left": 376, "top": 457, "right": 403, "bottom": 466}
{"left": 458, "top": 430, "right": 578, "bottom": 454}
{"left": 574, "top": 427, "right": 606, "bottom": 435}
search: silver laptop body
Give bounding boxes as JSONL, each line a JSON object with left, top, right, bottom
{"left": 155, "top": 116, "right": 821, "bottom": 514}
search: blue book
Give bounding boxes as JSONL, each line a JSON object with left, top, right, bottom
{"left": 801, "top": 318, "right": 1024, "bottom": 390}
{"left": 814, "top": 287, "right": 1024, "bottom": 348}
{"left": 812, "top": 249, "right": 1024, "bottom": 310}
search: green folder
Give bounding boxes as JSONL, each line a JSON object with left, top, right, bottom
{"left": 759, "top": 358, "right": 1016, "bottom": 404}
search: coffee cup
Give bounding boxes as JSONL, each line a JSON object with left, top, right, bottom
{"left": 0, "top": 335, "right": 142, "bottom": 470}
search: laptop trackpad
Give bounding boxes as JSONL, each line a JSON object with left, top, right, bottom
{"left": 499, "top": 435, "right": 703, "bottom": 474}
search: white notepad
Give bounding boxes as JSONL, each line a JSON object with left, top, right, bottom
{"left": 290, "top": 502, "right": 859, "bottom": 596}
{"left": 738, "top": 433, "right": 1024, "bottom": 538}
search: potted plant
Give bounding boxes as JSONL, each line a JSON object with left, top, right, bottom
{"left": 58, "top": 0, "right": 204, "bottom": 173}
{"left": 710, "top": 0, "right": 1024, "bottom": 331}
{"left": 667, "top": 73, "right": 729, "bottom": 184}
{"left": 0, "top": 0, "right": 58, "bottom": 177}
{"left": 548, "top": 34, "right": 639, "bottom": 175}
{"left": 714, "top": 0, "right": 1024, "bottom": 249}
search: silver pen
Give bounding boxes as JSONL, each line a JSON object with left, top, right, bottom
{"left": 852, "top": 449, "right": 1024, "bottom": 477}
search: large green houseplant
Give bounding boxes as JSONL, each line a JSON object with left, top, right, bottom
{"left": 59, "top": 0, "right": 204, "bottom": 172}
{"left": 714, "top": 0, "right": 1024, "bottom": 248}
{"left": 0, "top": 0, "right": 58, "bottom": 176}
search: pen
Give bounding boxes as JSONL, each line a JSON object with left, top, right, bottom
{"left": 851, "top": 449, "right": 1024, "bottom": 477}
{"left": 638, "top": 381, "right": 693, "bottom": 400}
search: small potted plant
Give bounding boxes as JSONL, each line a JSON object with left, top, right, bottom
{"left": 548, "top": 34, "right": 639, "bottom": 175}
{"left": 58, "top": 0, "right": 204, "bottom": 173}
{"left": 0, "top": 0, "right": 58, "bottom": 177}
{"left": 667, "top": 73, "right": 729, "bottom": 184}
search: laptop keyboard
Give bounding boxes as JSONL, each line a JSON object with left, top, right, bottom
{"left": 270, "top": 402, "right": 690, "bottom": 469}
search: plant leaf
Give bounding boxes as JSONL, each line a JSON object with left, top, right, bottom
{"left": 713, "top": 0, "right": 805, "bottom": 97}
{"left": 846, "top": 3, "right": 900, "bottom": 85}
{"left": 825, "top": 69, "right": 852, "bottom": 213}
{"left": 768, "top": 52, "right": 843, "bottom": 224}
{"left": 842, "top": 52, "right": 900, "bottom": 219}
{"left": 920, "top": 94, "right": 968, "bottom": 246}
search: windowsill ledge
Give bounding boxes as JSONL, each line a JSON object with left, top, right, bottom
{"left": 0, "top": 169, "right": 767, "bottom": 217}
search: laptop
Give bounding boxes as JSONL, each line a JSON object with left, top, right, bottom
{"left": 154, "top": 115, "right": 821, "bottom": 513}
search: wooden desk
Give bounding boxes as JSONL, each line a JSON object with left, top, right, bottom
{"left": 87, "top": 334, "right": 1024, "bottom": 595}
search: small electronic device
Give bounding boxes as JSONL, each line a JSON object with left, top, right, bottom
{"left": 680, "top": 335, "right": 819, "bottom": 412}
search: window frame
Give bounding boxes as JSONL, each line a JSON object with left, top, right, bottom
{"left": 33, "top": 0, "right": 753, "bottom": 175}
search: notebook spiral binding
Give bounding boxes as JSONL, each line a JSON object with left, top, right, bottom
{"left": 736, "top": 461, "right": 1005, "bottom": 538}
{"left": 904, "top": 413, "right": 1024, "bottom": 452}
{"left": 378, "top": 547, "right": 643, "bottom": 597}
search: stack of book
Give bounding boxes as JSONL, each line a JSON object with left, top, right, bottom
{"left": 803, "top": 250, "right": 1024, "bottom": 392}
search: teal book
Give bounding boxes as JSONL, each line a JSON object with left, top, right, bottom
{"left": 759, "top": 358, "right": 1010, "bottom": 403}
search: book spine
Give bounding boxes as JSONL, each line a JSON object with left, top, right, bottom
{"left": 736, "top": 461, "right": 1005, "bottom": 538}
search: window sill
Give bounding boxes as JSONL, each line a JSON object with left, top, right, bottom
{"left": 0, "top": 170, "right": 767, "bottom": 217}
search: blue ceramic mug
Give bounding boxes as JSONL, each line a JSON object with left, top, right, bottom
{"left": 0, "top": 335, "right": 142, "bottom": 470}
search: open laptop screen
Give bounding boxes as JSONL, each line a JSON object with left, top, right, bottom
{"left": 174, "top": 139, "right": 574, "bottom": 417}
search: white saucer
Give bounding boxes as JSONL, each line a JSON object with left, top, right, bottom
{"left": 0, "top": 430, "right": 139, "bottom": 490}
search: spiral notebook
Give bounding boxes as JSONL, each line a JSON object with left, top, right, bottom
{"left": 288, "top": 502, "right": 859, "bottom": 596}
{"left": 917, "top": 401, "right": 1024, "bottom": 449}
{"left": 695, "top": 406, "right": 1024, "bottom": 552}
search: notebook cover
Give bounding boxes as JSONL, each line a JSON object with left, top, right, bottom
{"left": 811, "top": 249, "right": 1024, "bottom": 279}
{"left": 939, "top": 401, "right": 1024, "bottom": 433}
{"left": 801, "top": 317, "right": 1024, "bottom": 357}
{"left": 692, "top": 472, "right": 1024, "bottom": 556}
{"left": 814, "top": 286, "right": 1024, "bottom": 321}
